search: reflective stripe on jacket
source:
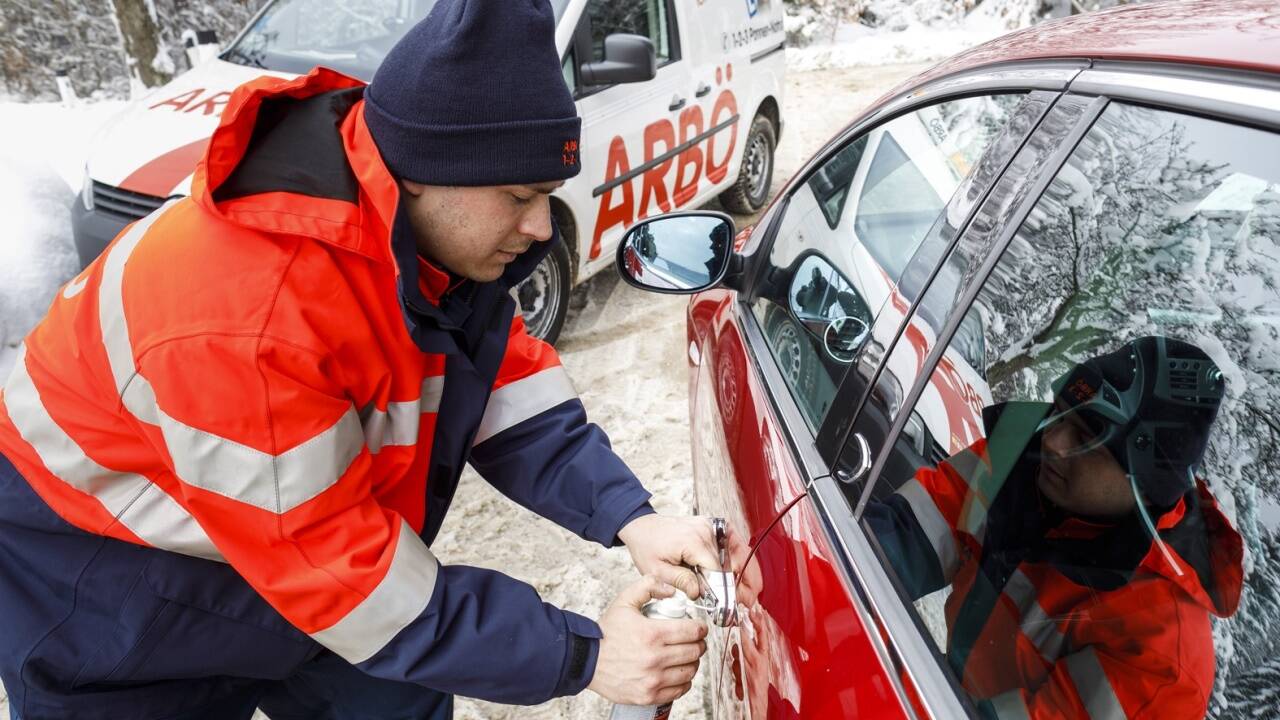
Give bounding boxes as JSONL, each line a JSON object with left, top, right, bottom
{"left": 868, "top": 436, "right": 1243, "bottom": 720}
{"left": 0, "top": 67, "right": 653, "bottom": 703}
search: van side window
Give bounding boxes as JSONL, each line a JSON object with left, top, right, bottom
{"left": 749, "top": 95, "right": 1023, "bottom": 432}
{"left": 586, "top": 0, "right": 677, "bottom": 66}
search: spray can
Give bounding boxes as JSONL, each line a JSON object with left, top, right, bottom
{"left": 607, "top": 592, "right": 691, "bottom": 720}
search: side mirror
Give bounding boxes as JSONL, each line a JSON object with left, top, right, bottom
{"left": 788, "top": 254, "right": 871, "bottom": 363}
{"left": 580, "top": 33, "right": 657, "bottom": 86}
{"left": 616, "top": 212, "right": 735, "bottom": 294}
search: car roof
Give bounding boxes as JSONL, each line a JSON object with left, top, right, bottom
{"left": 916, "top": 0, "right": 1280, "bottom": 84}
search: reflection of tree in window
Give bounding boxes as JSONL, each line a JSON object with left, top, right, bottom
{"left": 963, "top": 103, "right": 1280, "bottom": 717}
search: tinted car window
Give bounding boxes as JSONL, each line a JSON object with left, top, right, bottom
{"left": 862, "top": 101, "right": 1280, "bottom": 719}
{"left": 750, "top": 95, "right": 1023, "bottom": 432}
{"left": 586, "top": 0, "right": 675, "bottom": 66}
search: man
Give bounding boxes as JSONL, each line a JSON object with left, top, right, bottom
{"left": 0, "top": 1, "right": 715, "bottom": 717}
{"left": 867, "top": 336, "right": 1243, "bottom": 719}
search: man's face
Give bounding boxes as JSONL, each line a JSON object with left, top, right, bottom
{"left": 399, "top": 180, "right": 564, "bottom": 282}
{"left": 1036, "top": 404, "right": 1137, "bottom": 519}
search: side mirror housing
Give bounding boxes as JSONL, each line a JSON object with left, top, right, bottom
{"left": 580, "top": 33, "right": 657, "bottom": 86}
{"left": 616, "top": 212, "right": 736, "bottom": 294}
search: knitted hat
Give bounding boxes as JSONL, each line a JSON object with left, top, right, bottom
{"left": 363, "top": 0, "right": 581, "bottom": 186}
{"left": 1049, "top": 336, "right": 1225, "bottom": 511}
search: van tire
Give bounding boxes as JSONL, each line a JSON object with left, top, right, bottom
{"left": 719, "top": 115, "right": 776, "bottom": 215}
{"left": 516, "top": 238, "right": 572, "bottom": 345}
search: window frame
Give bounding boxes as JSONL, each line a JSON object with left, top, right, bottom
{"left": 737, "top": 63, "right": 1085, "bottom": 463}
{"left": 568, "top": 0, "right": 682, "bottom": 100}
{"left": 831, "top": 63, "right": 1280, "bottom": 720}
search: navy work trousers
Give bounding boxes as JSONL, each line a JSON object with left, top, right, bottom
{"left": 0, "top": 452, "right": 451, "bottom": 720}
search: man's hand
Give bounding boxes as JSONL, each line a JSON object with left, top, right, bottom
{"left": 588, "top": 575, "right": 707, "bottom": 706}
{"left": 618, "top": 514, "right": 720, "bottom": 599}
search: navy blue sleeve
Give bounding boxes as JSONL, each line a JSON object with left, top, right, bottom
{"left": 470, "top": 399, "right": 654, "bottom": 548}
{"left": 358, "top": 564, "right": 601, "bottom": 703}
{"left": 863, "top": 495, "right": 948, "bottom": 601}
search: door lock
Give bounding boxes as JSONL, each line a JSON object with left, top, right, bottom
{"left": 691, "top": 517, "right": 736, "bottom": 627}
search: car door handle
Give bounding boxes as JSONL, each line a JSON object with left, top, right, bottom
{"left": 669, "top": 95, "right": 687, "bottom": 111}
{"left": 836, "top": 433, "right": 872, "bottom": 486}
{"left": 695, "top": 82, "right": 711, "bottom": 98}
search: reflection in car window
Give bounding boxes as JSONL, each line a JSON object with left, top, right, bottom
{"left": 750, "top": 94, "right": 1022, "bottom": 432}
{"left": 586, "top": 0, "right": 675, "bottom": 67}
{"left": 863, "top": 102, "right": 1280, "bottom": 719}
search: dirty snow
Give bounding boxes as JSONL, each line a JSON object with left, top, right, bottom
{"left": 0, "top": 52, "right": 931, "bottom": 720}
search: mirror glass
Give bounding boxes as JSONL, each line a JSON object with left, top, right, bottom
{"left": 619, "top": 215, "right": 732, "bottom": 292}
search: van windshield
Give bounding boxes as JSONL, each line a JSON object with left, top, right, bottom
{"left": 224, "top": 0, "right": 571, "bottom": 78}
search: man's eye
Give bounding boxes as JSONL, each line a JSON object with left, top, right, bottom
{"left": 511, "top": 193, "right": 533, "bottom": 204}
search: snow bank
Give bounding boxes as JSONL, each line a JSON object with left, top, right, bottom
{"left": 0, "top": 99, "right": 124, "bottom": 378}
{"left": 787, "top": 22, "right": 1003, "bottom": 71}
{"left": 785, "top": 0, "right": 1040, "bottom": 72}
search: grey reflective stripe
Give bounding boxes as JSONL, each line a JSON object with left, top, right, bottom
{"left": 473, "top": 366, "right": 577, "bottom": 446}
{"left": 1065, "top": 647, "right": 1126, "bottom": 720}
{"left": 989, "top": 690, "right": 1031, "bottom": 720}
{"left": 310, "top": 518, "right": 440, "bottom": 664}
{"left": 98, "top": 202, "right": 179, "bottom": 397}
{"left": 947, "top": 447, "right": 992, "bottom": 538}
{"left": 895, "top": 478, "right": 960, "bottom": 580}
{"left": 361, "top": 375, "right": 445, "bottom": 454}
{"left": 3, "top": 345, "right": 222, "bottom": 561}
{"left": 1004, "top": 570, "right": 1068, "bottom": 662}
{"left": 95, "top": 199, "right": 365, "bottom": 513}
{"left": 160, "top": 404, "right": 364, "bottom": 513}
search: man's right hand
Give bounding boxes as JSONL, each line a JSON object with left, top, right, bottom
{"left": 588, "top": 575, "right": 708, "bottom": 706}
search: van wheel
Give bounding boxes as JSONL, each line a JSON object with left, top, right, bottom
{"left": 516, "top": 238, "right": 571, "bottom": 345}
{"left": 719, "top": 115, "right": 776, "bottom": 215}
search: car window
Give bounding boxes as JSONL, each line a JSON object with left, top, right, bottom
{"left": 226, "top": 0, "right": 574, "bottom": 77}
{"left": 225, "top": 0, "right": 440, "bottom": 77}
{"left": 860, "top": 101, "right": 1280, "bottom": 719}
{"left": 586, "top": 0, "right": 676, "bottom": 66}
{"left": 749, "top": 94, "right": 1024, "bottom": 432}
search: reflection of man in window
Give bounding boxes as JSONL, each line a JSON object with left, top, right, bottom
{"left": 867, "top": 336, "right": 1243, "bottom": 719}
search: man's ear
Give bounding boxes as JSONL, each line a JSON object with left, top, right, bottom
{"left": 400, "top": 178, "right": 427, "bottom": 197}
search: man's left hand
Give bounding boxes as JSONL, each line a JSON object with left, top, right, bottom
{"left": 618, "top": 514, "right": 721, "bottom": 599}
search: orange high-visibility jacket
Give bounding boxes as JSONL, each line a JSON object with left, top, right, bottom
{"left": 872, "top": 434, "right": 1243, "bottom": 719}
{"left": 0, "top": 67, "right": 652, "bottom": 702}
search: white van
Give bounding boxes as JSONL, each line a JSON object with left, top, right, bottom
{"left": 71, "top": 0, "right": 786, "bottom": 343}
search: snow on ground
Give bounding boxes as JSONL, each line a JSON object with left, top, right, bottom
{"left": 0, "top": 47, "right": 943, "bottom": 719}
{"left": 0, "top": 99, "right": 126, "bottom": 377}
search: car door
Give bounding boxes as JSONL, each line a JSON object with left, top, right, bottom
{"left": 692, "top": 67, "right": 1084, "bottom": 718}
{"left": 816, "top": 64, "right": 1280, "bottom": 719}
{"left": 565, "top": 0, "right": 691, "bottom": 267}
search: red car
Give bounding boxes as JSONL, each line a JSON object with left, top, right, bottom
{"left": 618, "top": 2, "right": 1280, "bottom": 718}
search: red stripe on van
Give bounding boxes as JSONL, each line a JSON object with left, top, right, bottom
{"left": 118, "top": 138, "right": 209, "bottom": 198}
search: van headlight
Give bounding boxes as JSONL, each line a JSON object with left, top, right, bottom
{"left": 80, "top": 165, "right": 94, "bottom": 212}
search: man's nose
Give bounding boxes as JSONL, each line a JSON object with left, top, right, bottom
{"left": 520, "top": 198, "right": 554, "bottom": 243}
{"left": 1042, "top": 421, "right": 1076, "bottom": 458}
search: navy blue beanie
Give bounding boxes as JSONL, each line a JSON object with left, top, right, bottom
{"left": 364, "top": 0, "right": 581, "bottom": 186}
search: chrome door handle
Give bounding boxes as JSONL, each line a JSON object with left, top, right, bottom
{"left": 695, "top": 82, "right": 711, "bottom": 98}
{"left": 837, "top": 433, "right": 872, "bottom": 486}
{"left": 669, "top": 95, "right": 687, "bottom": 111}
{"left": 692, "top": 517, "right": 737, "bottom": 627}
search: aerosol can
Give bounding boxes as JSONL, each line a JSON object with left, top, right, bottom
{"left": 607, "top": 592, "right": 692, "bottom": 720}
{"left": 609, "top": 518, "right": 737, "bottom": 720}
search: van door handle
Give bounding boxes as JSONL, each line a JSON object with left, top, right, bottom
{"left": 669, "top": 95, "right": 686, "bottom": 111}
{"left": 695, "top": 83, "right": 711, "bottom": 98}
